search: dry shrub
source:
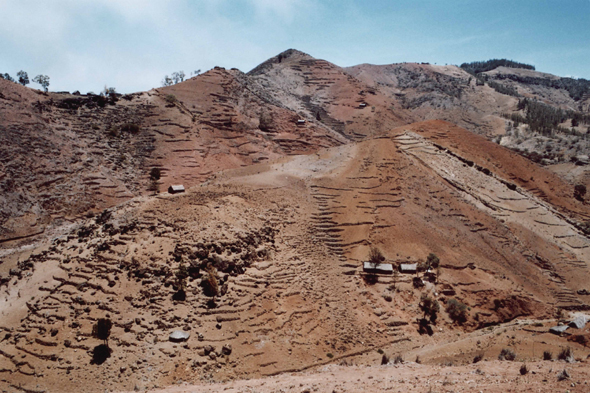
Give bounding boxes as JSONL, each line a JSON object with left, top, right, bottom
{"left": 557, "top": 347, "right": 574, "bottom": 363}
{"left": 498, "top": 348, "right": 516, "bottom": 361}
{"left": 121, "top": 123, "right": 140, "bottom": 134}
{"left": 201, "top": 265, "right": 219, "bottom": 297}
{"left": 368, "top": 246, "right": 385, "bottom": 265}
{"left": 557, "top": 369, "right": 570, "bottom": 381}
{"left": 543, "top": 350, "right": 553, "bottom": 360}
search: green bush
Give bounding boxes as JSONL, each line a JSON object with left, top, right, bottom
{"left": 420, "top": 293, "right": 440, "bottom": 323}
{"left": 445, "top": 298, "right": 468, "bottom": 324}
{"left": 165, "top": 94, "right": 177, "bottom": 105}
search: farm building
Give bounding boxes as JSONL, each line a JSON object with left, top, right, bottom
{"left": 363, "top": 262, "right": 393, "bottom": 275}
{"left": 569, "top": 315, "right": 587, "bottom": 329}
{"left": 296, "top": 119, "right": 306, "bottom": 126}
{"left": 168, "top": 185, "right": 185, "bottom": 194}
{"left": 549, "top": 325, "right": 569, "bottom": 335}
{"left": 399, "top": 263, "right": 417, "bottom": 274}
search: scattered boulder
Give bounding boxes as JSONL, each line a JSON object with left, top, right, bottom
{"left": 168, "top": 331, "right": 190, "bottom": 343}
{"left": 221, "top": 344, "right": 232, "bottom": 355}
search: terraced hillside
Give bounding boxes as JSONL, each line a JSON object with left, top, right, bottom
{"left": 0, "top": 67, "right": 347, "bottom": 243}
{"left": 3, "top": 50, "right": 590, "bottom": 244}
{"left": 1, "top": 120, "right": 589, "bottom": 393}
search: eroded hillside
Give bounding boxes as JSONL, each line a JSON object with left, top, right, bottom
{"left": 1, "top": 121, "right": 589, "bottom": 393}
{"left": 0, "top": 66, "right": 347, "bottom": 242}
{"left": 3, "top": 51, "right": 590, "bottom": 243}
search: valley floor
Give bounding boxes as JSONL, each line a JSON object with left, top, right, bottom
{"left": 123, "top": 360, "right": 590, "bottom": 393}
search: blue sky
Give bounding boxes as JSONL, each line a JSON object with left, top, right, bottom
{"left": 1, "top": 0, "right": 589, "bottom": 93}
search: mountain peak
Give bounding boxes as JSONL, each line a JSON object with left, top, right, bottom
{"left": 247, "top": 48, "right": 314, "bottom": 75}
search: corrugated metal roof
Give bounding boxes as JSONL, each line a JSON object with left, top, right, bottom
{"left": 569, "top": 315, "right": 587, "bottom": 329}
{"left": 363, "top": 262, "right": 393, "bottom": 274}
{"left": 400, "top": 263, "right": 417, "bottom": 272}
{"left": 549, "top": 325, "right": 569, "bottom": 334}
{"left": 168, "top": 185, "right": 185, "bottom": 193}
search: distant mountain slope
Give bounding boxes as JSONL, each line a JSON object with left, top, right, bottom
{"left": 246, "top": 49, "right": 415, "bottom": 141}
{"left": 2, "top": 50, "right": 590, "bottom": 243}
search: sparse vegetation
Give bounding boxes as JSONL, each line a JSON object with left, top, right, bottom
{"left": 505, "top": 98, "right": 590, "bottom": 138}
{"left": 488, "top": 80, "right": 520, "bottom": 97}
{"left": 93, "top": 318, "right": 112, "bottom": 346}
{"left": 557, "top": 368, "right": 570, "bottom": 381}
{"left": 425, "top": 253, "right": 440, "bottom": 269}
{"left": 495, "top": 73, "right": 590, "bottom": 101}
{"left": 368, "top": 246, "right": 385, "bottom": 266}
{"left": 557, "top": 347, "right": 574, "bottom": 363}
{"left": 162, "top": 71, "right": 186, "bottom": 86}
{"left": 381, "top": 353, "right": 389, "bottom": 365}
{"left": 543, "top": 350, "right": 553, "bottom": 360}
{"left": 16, "top": 70, "right": 29, "bottom": 86}
{"left": 574, "top": 184, "right": 587, "bottom": 202}
{"left": 473, "top": 353, "right": 483, "bottom": 363}
{"left": 0, "top": 73, "right": 15, "bottom": 82}
{"left": 161, "top": 75, "right": 173, "bottom": 86}
{"left": 393, "top": 354, "right": 403, "bottom": 364}
{"left": 419, "top": 293, "right": 440, "bottom": 324}
{"left": 445, "top": 298, "right": 468, "bottom": 324}
{"left": 150, "top": 167, "right": 161, "bottom": 181}
{"left": 498, "top": 348, "right": 516, "bottom": 361}
{"left": 519, "top": 363, "right": 528, "bottom": 375}
{"left": 33, "top": 74, "right": 50, "bottom": 92}
{"left": 201, "top": 265, "right": 219, "bottom": 297}
{"left": 120, "top": 123, "right": 140, "bottom": 134}
{"left": 165, "top": 94, "right": 178, "bottom": 105}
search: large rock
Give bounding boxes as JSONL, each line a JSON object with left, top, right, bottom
{"left": 169, "top": 331, "right": 190, "bottom": 342}
{"left": 221, "top": 344, "right": 232, "bottom": 355}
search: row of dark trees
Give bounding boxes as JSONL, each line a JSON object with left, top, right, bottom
{"left": 0, "top": 70, "right": 50, "bottom": 91}
{"left": 504, "top": 98, "right": 590, "bottom": 136}
{"left": 460, "top": 59, "right": 536, "bottom": 74}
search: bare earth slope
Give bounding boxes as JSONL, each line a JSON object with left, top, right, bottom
{"left": 1, "top": 120, "right": 589, "bottom": 392}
